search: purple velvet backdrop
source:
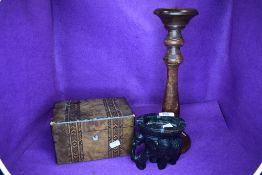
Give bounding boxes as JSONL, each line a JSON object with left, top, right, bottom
{"left": 0, "top": 0, "right": 261, "bottom": 175}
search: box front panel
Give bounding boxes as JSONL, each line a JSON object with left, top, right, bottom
{"left": 51, "top": 97, "right": 134, "bottom": 164}
{"left": 52, "top": 121, "right": 134, "bottom": 164}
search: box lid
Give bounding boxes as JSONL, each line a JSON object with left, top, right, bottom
{"left": 50, "top": 97, "right": 134, "bottom": 127}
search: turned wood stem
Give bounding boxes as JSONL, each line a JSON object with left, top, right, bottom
{"left": 162, "top": 29, "right": 183, "bottom": 115}
{"left": 163, "top": 65, "right": 180, "bottom": 114}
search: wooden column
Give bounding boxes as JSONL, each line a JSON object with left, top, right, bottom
{"left": 162, "top": 29, "right": 183, "bottom": 115}
{"left": 154, "top": 8, "right": 199, "bottom": 153}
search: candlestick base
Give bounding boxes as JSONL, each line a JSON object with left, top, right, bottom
{"left": 181, "top": 131, "right": 191, "bottom": 153}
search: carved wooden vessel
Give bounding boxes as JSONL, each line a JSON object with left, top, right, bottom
{"left": 154, "top": 8, "right": 198, "bottom": 153}
{"left": 131, "top": 113, "right": 185, "bottom": 170}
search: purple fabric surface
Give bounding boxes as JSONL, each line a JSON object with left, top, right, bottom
{"left": 4, "top": 102, "right": 259, "bottom": 175}
{"left": 0, "top": 0, "right": 57, "bottom": 164}
{"left": 218, "top": 0, "right": 262, "bottom": 161}
{"left": 0, "top": 0, "right": 261, "bottom": 174}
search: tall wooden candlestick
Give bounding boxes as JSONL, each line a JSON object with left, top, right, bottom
{"left": 154, "top": 8, "right": 198, "bottom": 153}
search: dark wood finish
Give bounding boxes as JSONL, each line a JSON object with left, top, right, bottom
{"left": 154, "top": 8, "right": 198, "bottom": 153}
{"left": 51, "top": 97, "right": 134, "bottom": 164}
{"left": 131, "top": 113, "right": 185, "bottom": 170}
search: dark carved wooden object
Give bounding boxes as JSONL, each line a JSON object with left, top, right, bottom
{"left": 131, "top": 113, "right": 185, "bottom": 170}
{"left": 154, "top": 8, "right": 198, "bottom": 153}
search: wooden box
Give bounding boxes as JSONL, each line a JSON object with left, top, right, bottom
{"left": 50, "top": 97, "right": 134, "bottom": 164}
